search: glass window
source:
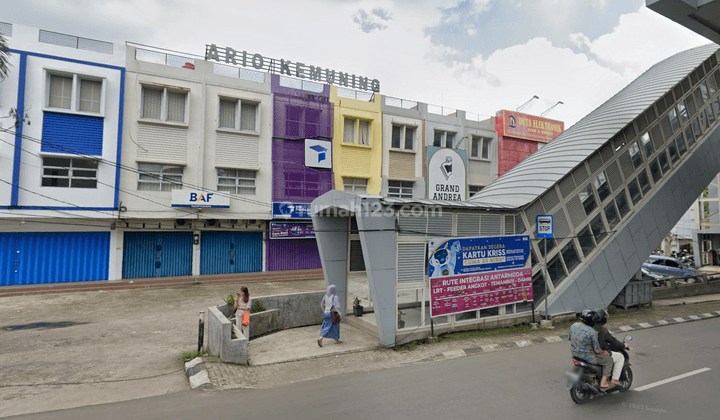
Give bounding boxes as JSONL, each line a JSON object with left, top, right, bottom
{"left": 637, "top": 169, "right": 651, "bottom": 195}
{"left": 640, "top": 132, "right": 654, "bottom": 158}
{"left": 628, "top": 178, "right": 642, "bottom": 204}
{"left": 692, "top": 118, "right": 702, "bottom": 141}
{"left": 577, "top": 225, "right": 596, "bottom": 257}
{"left": 706, "top": 105, "right": 715, "bottom": 125}
{"left": 593, "top": 172, "right": 611, "bottom": 202}
{"left": 358, "top": 120, "right": 370, "bottom": 145}
{"left": 217, "top": 168, "right": 256, "bottom": 195}
{"left": 433, "top": 130, "right": 456, "bottom": 148}
{"left": 629, "top": 142, "right": 643, "bottom": 168}
{"left": 343, "top": 118, "right": 355, "bottom": 143}
{"left": 141, "top": 86, "right": 187, "bottom": 123}
{"left": 668, "top": 141, "right": 679, "bottom": 163}
{"left": 471, "top": 136, "right": 492, "bottom": 159}
{"left": 649, "top": 159, "right": 662, "bottom": 182}
{"left": 701, "top": 83, "right": 710, "bottom": 102}
{"left": 41, "top": 157, "right": 98, "bottom": 188}
{"left": 708, "top": 77, "right": 717, "bottom": 95}
{"left": 561, "top": 241, "right": 581, "bottom": 273}
{"left": 678, "top": 101, "right": 689, "bottom": 124}
{"left": 219, "top": 99, "right": 236, "bottom": 129}
{"left": 387, "top": 180, "right": 413, "bottom": 198}
{"left": 391, "top": 125, "right": 415, "bottom": 150}
{"left": 537, "top": 238, "right": 556, "bottom": 258}
{"left": 482, "top": 137, "right": 491, "bottom": 159}
{"left": 79, "top": 79, "right": 102, "bottom": 113}
{"left": 590, "top": 214, "right": 607, "bottom": 243}
{"left": 137, "top": 163, "right": 183, "bottom": 191}
{"left": 714, "top": 98, "right": 720, "bottom": 120}
{"left": 469, "top": 185, "right": 484, "bottom": 197}
{"left": 658, "top": 151, "right": 670, "bottom": 173}
{"left": 48, "top": 75, "right": 73, "bottom": 109}
{"left": 579, "top": 184, "right": 597, "bottom": 215}
{"left": 240, "top": 102, "right": 257, "bottom": 131}
{"left": 669, "top": 108, "right": 680, "bottom": 133}
{"left": 676, "top": 133, "right": 687, "bottom": 156}
{"left": 685, "top": 124, "right": 696, "bottom": 147}
{"left": 343, "top": 177, "right": 368, "bottom": 193}
{"left": 604, "top": 201, "right": 620, "bottom": 229}
{"left": 615, "top": 190, "right": 630, "bottom": 218}
{"left": 546, "top": 253, "right": 567, "bottom": 287}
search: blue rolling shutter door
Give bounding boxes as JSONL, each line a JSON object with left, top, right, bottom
{"left": 122, "top": 232, "right": 193, "bottom": 279}
{"left": 0, "top": 232, "right": 109, "bottom": 286}
{"left": 200, "top": 232, "right": 262, "bottom": 275}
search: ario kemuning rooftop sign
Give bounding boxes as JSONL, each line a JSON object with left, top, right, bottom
{"left": 205, "top": 44, "right": 380, "bottom": 93}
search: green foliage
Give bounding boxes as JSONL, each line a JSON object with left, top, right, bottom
{"left": 353, "top": 297, "right": 362, "bottom": 307}
{"left": 226, "top": 294, "right": 235, "bottom": 307}
{"left": 251, "top": 299, "right": 266, "bottom": 314}
{"left": 180, "top": 350, "right": 209, "bottom": 361}
{"left": 0, "top": 33, "right": 10, "bottom": 80}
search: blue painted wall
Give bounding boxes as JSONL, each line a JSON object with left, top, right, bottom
{"left": 41, "top": 112, "right": 104, "bottom": 155}
{"left": 0, "top": 232, "right": 110, "bottom": 286}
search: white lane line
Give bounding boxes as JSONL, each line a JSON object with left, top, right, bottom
{"left": 635, "top": 368, "right": 712, "bottom": 392}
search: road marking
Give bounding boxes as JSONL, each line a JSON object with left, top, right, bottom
{"left": 635, "top": 368, "right": 712, "bottom": 392}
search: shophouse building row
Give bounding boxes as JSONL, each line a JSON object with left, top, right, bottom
{"left": 0, "top": 22, "right": 562, "bottom": 285}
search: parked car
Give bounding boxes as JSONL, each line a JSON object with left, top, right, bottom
{"left": 642, "top": 255, "right": 701, "bottom": 283}
{"left": 641, "top": 267, "right": 669, "bottom": 287}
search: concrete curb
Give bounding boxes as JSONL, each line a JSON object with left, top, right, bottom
{"left": 421, "top": 311, "right": 720, "bottom": 362}
{"left": 185, "top": 357, "right": 213, "bottom": 390}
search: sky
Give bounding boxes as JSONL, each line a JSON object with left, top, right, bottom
{"left": 1, "top": 0, "right": 714, "bottom": 127}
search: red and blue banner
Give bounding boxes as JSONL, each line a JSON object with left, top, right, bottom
{"left": 428, "top": 235, "right": 533, "bottom": 317}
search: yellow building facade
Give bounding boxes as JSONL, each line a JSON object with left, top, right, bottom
{"left": 330, "top": 87, "right": 383, "bottom": 195}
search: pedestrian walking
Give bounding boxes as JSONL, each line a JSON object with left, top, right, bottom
{"left": 318, "top": 284, "right": 343, "bottom": 347}
{"left": 235, "top": 286, "right": 250, "bottom": 338}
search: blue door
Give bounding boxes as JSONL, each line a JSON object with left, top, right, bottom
{"left": 122, "top": 232, "right": 192, "bottom": 279}
{"left": 200, "top": 231, "right": 262, "bottom": 275}
{"left": 0, "top": 232, "right": 109, "bottom": 286}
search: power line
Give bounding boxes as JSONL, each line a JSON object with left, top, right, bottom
{"left": 0, "top": 127, "right": 273, "bottom": 209}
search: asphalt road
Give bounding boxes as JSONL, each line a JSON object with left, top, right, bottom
{"left": 9, "top": 317, "right": 719, "bottom": 420}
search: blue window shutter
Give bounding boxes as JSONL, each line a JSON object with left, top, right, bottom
{"left": 41, "top": 112, "right": 104, "bottom": 156}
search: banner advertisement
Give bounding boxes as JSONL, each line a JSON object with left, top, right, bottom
{"left": 269, "top": 222, "right": 315, "bottom": 239}
{"left": 495, "top": 109, "right": 564, "bottom": 143}
{"left": 427, "top": 235, "right": 533, "bottom": 317}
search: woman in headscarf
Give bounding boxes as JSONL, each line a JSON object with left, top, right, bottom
{"left": 235, "top": 286, "right": 250, "bottom": 337}
{"left": 318, "top": 284, "right": 342, "bottom": 347}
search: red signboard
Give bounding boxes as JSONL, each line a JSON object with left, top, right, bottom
{"left": 495, "top": 110, "right": 564, "bottom": 143}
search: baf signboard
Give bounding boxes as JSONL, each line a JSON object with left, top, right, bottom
{"left": 427, "top": 235, "right": 533, "bottom": 317}
{"left": 172, "top": 189, "right": 230, "bottom": 208}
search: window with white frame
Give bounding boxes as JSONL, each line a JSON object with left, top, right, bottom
{"left": 469, "top": 185, "right": 485, "bottom": 197}
{"left": 217, "top": 168, "right": 256, "bottom": 195}
{"left": 137, "top": 163, "right": 183, "bottom": 191}
{"left": 471, "top": 136, "right": 492, "bottom": 159}
{"left": 388, "top": 180, "right": 413, "bottom": 198}
{"left": 391, "top": 124, "right": 415, "bottom": 150}
{"left": 141, "top": 86, "right": 188, "bottom": 123}
{"left": 47, "top": 73, "right": 104, "bottom": 114}
{"left": 433, "top": 130, "right": 455, "bottom": 148}
{"left": 41, "top": 157, "right": 98, "bottom": 188}
{"left": 343, "top": 177, "right": 368, "bottom": 193}
{"left": 343, "top": 117, "right": 370, "bottom": 145}
{"left": 218, "top": 98, "right": 258, "bottom": 132}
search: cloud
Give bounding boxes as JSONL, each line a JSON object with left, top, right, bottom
{"left": 353, "top": 8, "right": 392, "bottom": 33}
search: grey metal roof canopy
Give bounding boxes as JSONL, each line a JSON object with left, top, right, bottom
{"left": 470, "top": 43, "right": 720, "bottom": 208}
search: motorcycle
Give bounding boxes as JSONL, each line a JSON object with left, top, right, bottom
{"left": 564, "top": 336, "right": 633, "bottom": 404}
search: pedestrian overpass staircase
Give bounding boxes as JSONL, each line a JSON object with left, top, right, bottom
{"left": 471, "top": 43, "right": 720, "bottom": 314}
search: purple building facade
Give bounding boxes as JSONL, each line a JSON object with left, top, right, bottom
{"left": 267, "top": 75, "right": 334, "bottom": 271}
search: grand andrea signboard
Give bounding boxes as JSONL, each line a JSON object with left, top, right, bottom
{"left": 427, "top": 147, "right": 467, "bottom": 201}
{"left": 205, "top": 44, "right": 380, "bottom": 92}
{"left": 427, "top": 235, "right": 533, "bottom": 317}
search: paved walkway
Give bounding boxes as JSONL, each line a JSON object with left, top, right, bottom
{"left": 203, "top": 297, "right": 720, "bottom": 390}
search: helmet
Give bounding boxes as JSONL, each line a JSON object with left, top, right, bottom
{"left": 579, "top": 309, "right": 595, "bottom": 326}
{"left": 593, "top": 308, "right": 608, "bottom": 325}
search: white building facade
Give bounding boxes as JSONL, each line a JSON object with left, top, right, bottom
{"left": 0, "top": 23, "right": 125, "bottom": 285}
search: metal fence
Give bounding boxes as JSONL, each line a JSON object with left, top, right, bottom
{"left": 39, "top": 29, "right": 113, "bottom": 54}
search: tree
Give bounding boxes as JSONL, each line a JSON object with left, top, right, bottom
{"left": 0, "top": 32, "right": 10, "bottom": 79}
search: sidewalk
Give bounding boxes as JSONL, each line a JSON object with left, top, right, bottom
{"left": 201, "top": 294, "right": 720, "bottom": 390}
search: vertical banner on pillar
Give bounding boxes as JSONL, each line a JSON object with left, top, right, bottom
{"left": 427, "top": 235, "right": 533, "bottom": 317}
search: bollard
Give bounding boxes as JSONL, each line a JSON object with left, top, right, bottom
{"left": 198, "top": 311, "right": 205, "bottom": 353}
